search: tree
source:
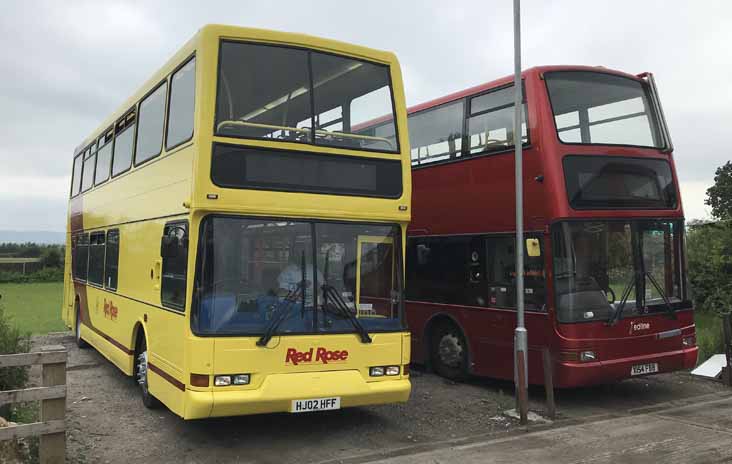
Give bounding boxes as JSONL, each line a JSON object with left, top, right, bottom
{"left": 40, "top": 247, "right": 62, "bottom": 268}
{"left": 706, "top": 161, "right": 732, "bottom": 220}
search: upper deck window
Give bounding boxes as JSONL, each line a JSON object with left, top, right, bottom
{"left": 215, "top": 41, "right": 399, "bottom": 154}
{"left": 545, "top": 71, "right": 663, "bottom": 148}
{"left": 563, "top": 155, "right": 677, "bottom": 209}
{"left": 467, "top": 84, "right": 528, "bottom": 156}
{"left": 166, "top": 57, "right": 196, "bottom": 150}
{"left": 408, "top": 101, "right": 464, "bottom": 165}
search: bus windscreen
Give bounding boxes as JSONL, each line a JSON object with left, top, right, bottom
{"left": 215, "top": 41, "right": 399, "bottom": 153}
{"left": 192, "top": 217, "right": 404, "bottom": 336}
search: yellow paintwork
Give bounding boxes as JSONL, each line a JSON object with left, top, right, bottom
{"left": 62, "top": 25, "right": 411, "bottom": 419}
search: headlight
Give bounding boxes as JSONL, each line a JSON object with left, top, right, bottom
{"left": 214, "top": 375, "right": 231, "bottom": 386}
{"left": 682, "top": 335, "right": 696, "bottom": 347}
{"left": 385, "top": 366, "right": 400, "bottom": 376}
{"left": 232, "top": 374, "right": 251, "bottom": 385}
{"left": 214, "top": 374, "right": 251, "bottom": 386}
{"left": 369, "top": 366, "right": 385, "bottom": 377}
{"left": 580, "top": 351, "right": 597, "bottom": 362}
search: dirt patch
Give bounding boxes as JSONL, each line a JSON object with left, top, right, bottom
{"left": 30, "top": 333, "right": 729, "bottom": 464}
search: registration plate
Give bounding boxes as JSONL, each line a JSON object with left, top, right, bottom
{"left": 630, "top": 363, "right": 659, "bottom": 376}
{"left": 291, "top": 397, "right": 341, "bottom": 413}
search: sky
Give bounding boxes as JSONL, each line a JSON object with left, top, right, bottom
{"left": 1, "top": 0, "right": 730, "bottom": 232}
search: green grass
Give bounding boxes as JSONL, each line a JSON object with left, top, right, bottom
{"left": 0, "top": 282, "right": 65, "bottom": 335}
{"left": 695, "top": 311, "right": 725, "bottom": 365}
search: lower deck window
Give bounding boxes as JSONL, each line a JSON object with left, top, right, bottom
{"left": 406, "top": 234, "right": 545, "bottom": 310}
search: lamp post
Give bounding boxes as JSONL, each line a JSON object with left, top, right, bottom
{"left": 513, "top": 0, "right": 529, "bottom": 426}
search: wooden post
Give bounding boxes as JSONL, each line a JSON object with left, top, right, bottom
{"left": 542, "top": 347, "right": 556, "bottom": 420}
{"left": 40, "top": 345, "right": 66, "bottom": 464}
{"left": 516, "top": 349, "right": 528, "bottom": 425}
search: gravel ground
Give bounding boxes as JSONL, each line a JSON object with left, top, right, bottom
{"left": 29, "top": 333, "right": 728, "bottom": 464}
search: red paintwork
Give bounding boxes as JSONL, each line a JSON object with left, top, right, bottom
{"left": 406, "top": 65, "right": 697, "bottom": 387}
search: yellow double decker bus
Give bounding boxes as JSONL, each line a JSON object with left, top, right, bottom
{"left": 62, "top": 25, "right": 411, "bottom": 419}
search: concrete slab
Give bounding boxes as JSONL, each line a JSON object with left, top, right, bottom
{"left": 367, "top": 397, "right": 732, "bottom": 464}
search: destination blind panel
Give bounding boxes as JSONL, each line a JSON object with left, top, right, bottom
{"left": 211, "top": 144, "right": 402, "bottom": 198}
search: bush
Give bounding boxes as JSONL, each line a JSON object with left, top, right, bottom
{"left": 0, "top": 268, "right": 63, "bottom": 284}
{"left": 0, "top": 302, "right": 31, "bottom": 391}
{"left": 687, "top": 221, "right": 732, "bottom": 314}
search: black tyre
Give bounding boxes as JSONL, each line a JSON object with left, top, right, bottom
{"left": 430, "top": 321, "right": 469, "bottom": 381}
{"left": 74, "top": 301, "right": 88, "bottom": 349}
{"left": 135, "top": 335, "right": 161, "bottom": 409}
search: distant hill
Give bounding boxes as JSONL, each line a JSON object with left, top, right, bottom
{"left": 0, "top": 230, "right": 65, "bottom": 244}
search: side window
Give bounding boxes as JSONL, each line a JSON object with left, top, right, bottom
{"left": 105, "top": 229, "right": 120, "bottom": 290}
{"left": 71, "top": 154, "right": 83, "bottom": 197}
{"left": 112, "top": 111, "right": 136, "bottom": 176}
{"left": 466, "top": 84, "right": 528, "bottom": 155}
{"left": 484, "top": 235, "right": 545, "bottom": 310}
{"left": 161, "top": 221, "right": 188, "bottom": 310}
{"left": 405, "top": 236, "right": 473, "bottom": 305}
{"left": 81, "top": 148, "right": 96, "bottom": 192}
{"left": 166, "top": 57, "right": 196, "bottom": 150}
{"left": 408, "top": 100, "right": 464, "bottom": 166}
{"left": 96, "top": 130, "right": 113, "bottom": 184}
{"left": 74, "top": 233, "right": 90, "bottom": 281}
{"left": 71, "top": 235, "right": 78, "bottom": 279}
{"left": 88, "top": 232, "right": 106, "bottom": 286}
{"left": 135, "top": 82, "right": 168, "bottom": 165}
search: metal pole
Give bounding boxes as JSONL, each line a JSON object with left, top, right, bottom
{"left": 513, "top": 0, "right": 529, "bottom": 426}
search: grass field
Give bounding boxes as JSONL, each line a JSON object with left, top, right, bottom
{"left": 695, "top": 310, "right": 724, "bottom": 365}
{"left": 0, "top": 282, "right": 65, "bottom": 334}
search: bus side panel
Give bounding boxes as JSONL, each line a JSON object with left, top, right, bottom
{"left": 117, "top": 217, "right": 187, "bottom": 418}
{"left": 74, "top": 282, "right": 133, "bottom": 374}
{"left": 407, "top": 301, "right": 552, "bottom": 384}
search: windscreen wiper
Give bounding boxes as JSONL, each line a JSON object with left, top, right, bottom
{"left": 321, "top": 250, "right": 372, "bottom": 343}
{"left": 256, "top": 283, "right": 302, "bottom": 346}
{"left": 258, "top": 251, "right": 309, "bottom": 346}
{"left": 608, "top": 273, "right": 636, "bottom": 326}
{"left": 643, "top": 271, "right": 677, "bottom": 319}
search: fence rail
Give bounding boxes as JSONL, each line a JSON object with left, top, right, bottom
{"left": 0, "top": 344, "right": 66, "bottom": 464}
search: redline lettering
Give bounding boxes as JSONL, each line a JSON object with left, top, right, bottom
{"left": 629, "top": 321, "right": 651, "bottom": 334}
{"left": 285, "top": 347, "right": 349, "bottom": 365}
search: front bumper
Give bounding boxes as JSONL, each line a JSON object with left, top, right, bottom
{"left": 554, "top": 346, "right": 698, "bottom": 388}
{"left": 183, "top": 370, "right": 410, "bottom": 419}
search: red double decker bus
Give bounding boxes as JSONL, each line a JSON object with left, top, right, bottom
{"left": 399, "top": 66, "right": 697, "bottom": 387}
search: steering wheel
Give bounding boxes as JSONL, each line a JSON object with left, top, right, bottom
{"left": 605, "top": 287, "right": 616, "bottom": 304}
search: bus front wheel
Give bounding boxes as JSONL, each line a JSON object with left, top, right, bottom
{"left": 430, "top": 322, "right": 469, "bottom": 381}
{"left": 135, "top": 335, "right": 161, "bottom": 409}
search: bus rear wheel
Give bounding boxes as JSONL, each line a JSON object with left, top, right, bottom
{"left": 74, "top": 301, "right": 88, "bottom": 349}
{"left": 430, "top": 322, "right": 469, "bottom": 381}
{"left": 135, "top": 335, "right": 161, "bottom": 409}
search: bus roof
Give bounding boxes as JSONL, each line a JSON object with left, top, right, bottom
{"left": 74, "top": 24, "right": 401, "bottom": 157}
{"left": 407, "top": 65, "right": 646, "bottom": 115}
